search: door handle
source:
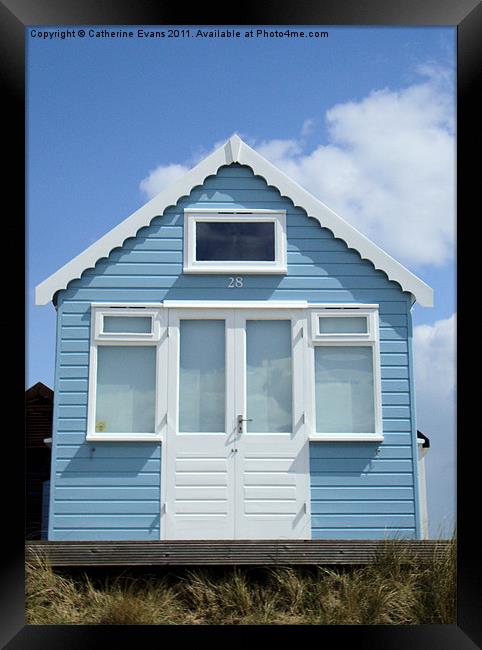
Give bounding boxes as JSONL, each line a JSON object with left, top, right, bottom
{"left": 237, "top": 414, "right": 252, "bottom": 433}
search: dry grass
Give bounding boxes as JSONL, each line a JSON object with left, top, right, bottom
{"left": 26, "top": 537, "right": 456, "bottom": 625}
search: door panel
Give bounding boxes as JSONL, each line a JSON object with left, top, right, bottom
{"left": 163, "top": 310, "right": 236, "bottom": 539}
{"left": 245, "top": 320, "right": 292, "bottom": 433}
{"left": 234, "top": 310, "right": 310, "bottom": 540}
{"left": 178, "top": 319, "right": 226, "bottom": 433}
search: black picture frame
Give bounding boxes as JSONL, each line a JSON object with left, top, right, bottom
{"left": 3, "top": 0, "right": 479, "bottom": 647}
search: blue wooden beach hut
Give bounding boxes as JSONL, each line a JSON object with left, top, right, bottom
{"left": 35, "top": 135, "right": 432, "bottom": 541}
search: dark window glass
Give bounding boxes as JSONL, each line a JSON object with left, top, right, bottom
{"left": 195, "top": 221, "right": 275, "bottom": 261}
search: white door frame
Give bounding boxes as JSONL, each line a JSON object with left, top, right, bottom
{"left": 161, "top": 305, "right": 311, "bottom": 540}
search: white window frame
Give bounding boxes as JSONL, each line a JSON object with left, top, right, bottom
{"left": 307, "top": 306, "right": 383, "bottom": 442}
{"left": 310, "top": 308, "right": 375, "bottom": 342}
{"left": 85, "top": 301, "right": 383, "bottom": 444}
{"left": 86, "top": 304, "right": 167, "bottom": 442}
{"left": 183, "top": 209, "right": 287, "bottom": 274}
{"left": 95, "top": 307, "right": 162, "bottom": 341}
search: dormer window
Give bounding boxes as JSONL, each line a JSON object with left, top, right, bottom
{"left": 183, "top": 209, "right": 287, "bottom": 274}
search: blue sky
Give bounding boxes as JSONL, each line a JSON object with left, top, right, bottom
{"left": 27, "top": 25, "right": 456, "bottom": 537}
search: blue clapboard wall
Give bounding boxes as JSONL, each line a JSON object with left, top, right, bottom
{"left": 49, "top": 163, "right": 419, "bottom": 540}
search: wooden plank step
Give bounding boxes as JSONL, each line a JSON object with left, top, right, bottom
{"left": 26, "top": 540, "right": 452, "bottom": 566}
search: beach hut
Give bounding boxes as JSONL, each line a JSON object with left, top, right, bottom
{"left": 35, "top": 135, "right": 432, "bottom": 541}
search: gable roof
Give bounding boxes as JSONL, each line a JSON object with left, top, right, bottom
{"left": 35, "top": 135, "right": 433, "bottom": 307}
{"left": 26, "top": 381, "right": 54, "bottom": 401}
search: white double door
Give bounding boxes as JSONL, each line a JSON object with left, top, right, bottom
{"left": 163, "top": 308, "right": 310, "bottom": 540}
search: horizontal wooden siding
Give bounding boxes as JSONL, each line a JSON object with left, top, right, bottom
{"left": 50, "top": 164, "right": 416, "bottom": 540}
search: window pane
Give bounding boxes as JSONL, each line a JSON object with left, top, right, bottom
{"left": 95, "top": 346, "right": 156, "bottom": 433}
{"left": 103, "top": 316, "right": 152, "bottom": 333}
{"left": 196, "top": 221, "right": 275, "bottom": 261}
{"left": 179, "top": 320, "right": 225, "bottom": 432}
{"left": 315, "top": 346, "right": 375, "bottom": 433}
{"left": 247, "top": 320, "right": 292, "bottom": 433}
{"left": 319, "top": 316, "right": 367, "bottom": 334}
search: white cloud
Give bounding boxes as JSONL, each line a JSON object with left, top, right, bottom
{"left": 413, "top": 313, "right": 456, "bottom": 538}
{"left": 139, "top": 163, "right": 189, "bottom": 198}
{"left": 254, "top": 138, "right": 302, "bottom": 162}
{"left": 301, "top": 118, "right": 315, "bottom": 137}
{"left": 255, "top": 67, "right": 455, "bottom": 268}
{"left": 139, "top": 66, "right": 455, "bottom": 268}
{"left": 413, "top": 313, "right": 456, "bottom": 402}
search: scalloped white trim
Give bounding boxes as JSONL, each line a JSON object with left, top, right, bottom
{"left": 35, "top": 134, "right": 433, "bottom": 307}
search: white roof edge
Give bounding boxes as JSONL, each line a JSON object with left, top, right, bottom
{"left": 35, "top": 134, "right": 433, "bottom": 307}
{"left": 235, "top": 138, "right": 433, "bottom": 307}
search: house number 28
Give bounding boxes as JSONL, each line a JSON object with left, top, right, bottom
{"left": 228, "top": 276, "right": 244, "bottom": 288}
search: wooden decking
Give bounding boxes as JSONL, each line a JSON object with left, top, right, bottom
{"left": 26, "top": 539, "right": 451, "bottom": 567}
